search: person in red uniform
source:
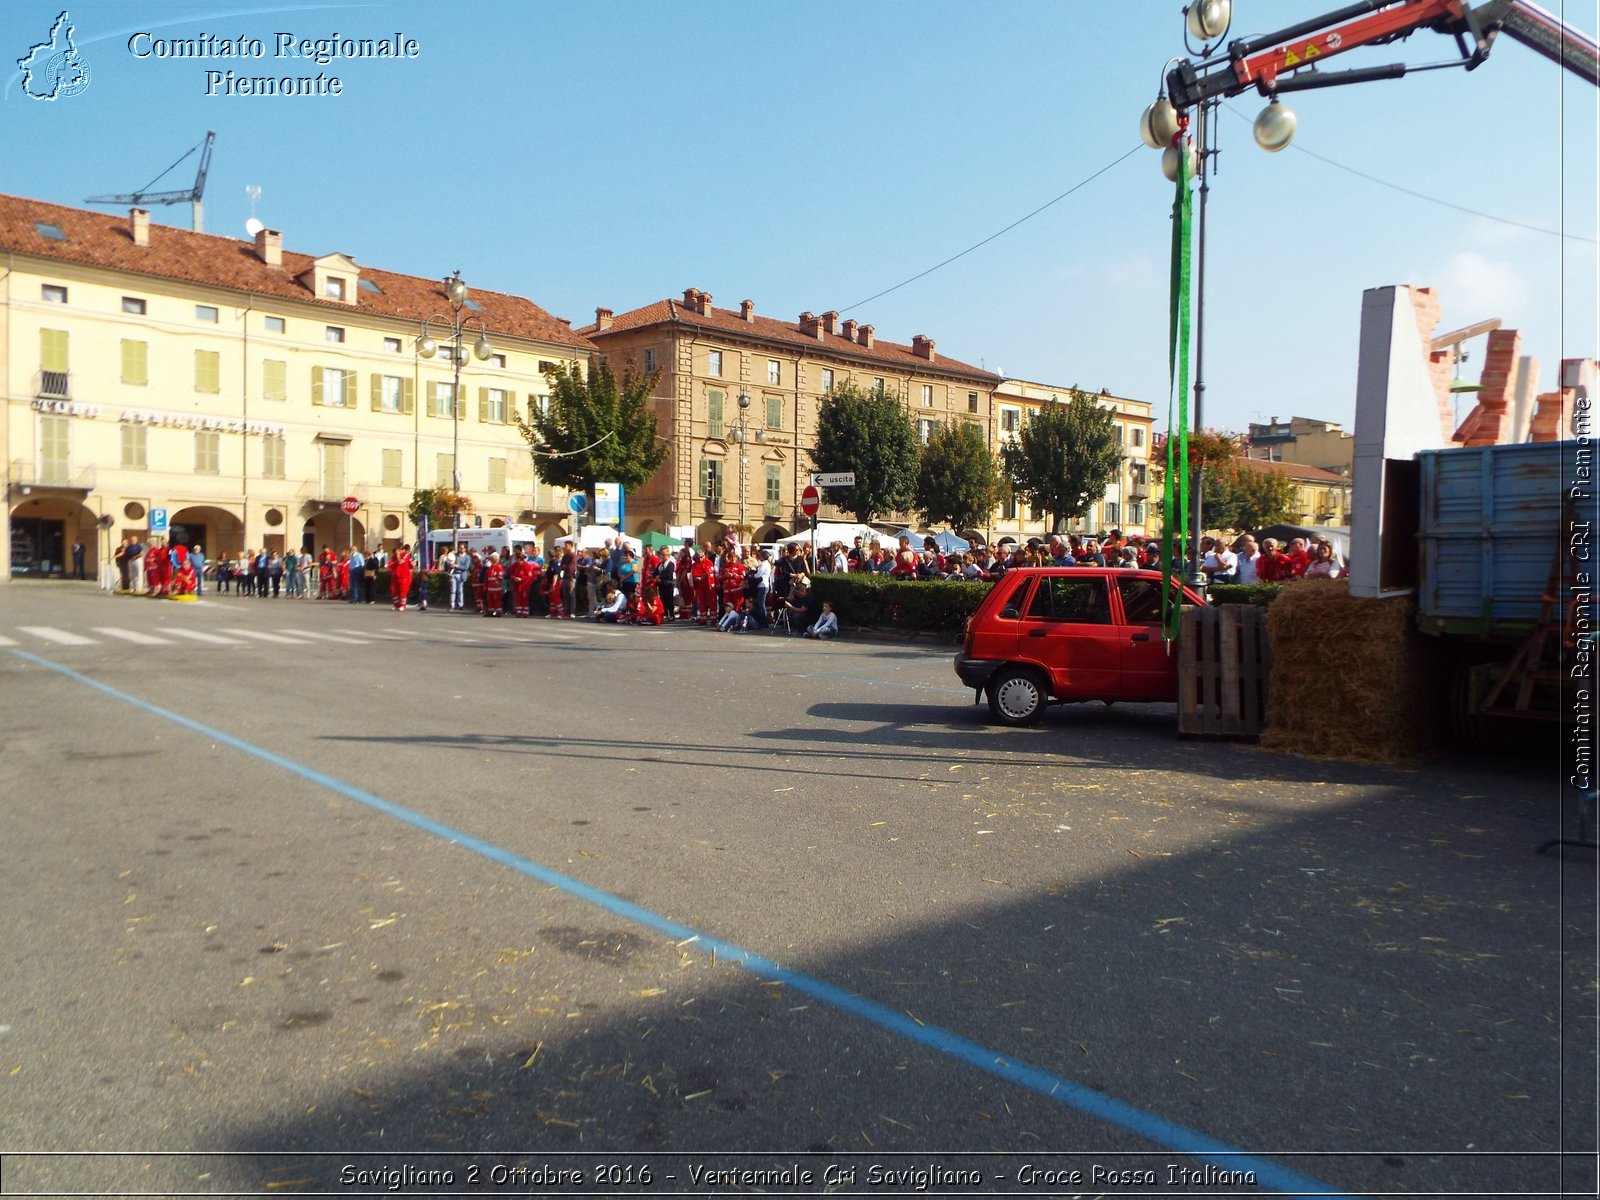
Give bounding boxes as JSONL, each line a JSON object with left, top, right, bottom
{"left": 170, "top": 555, "right": 197, "bottom": 596}
{"left": 1254, "top": 537, "right": 1291, "bottom": 582}
{"left": 390, "top": 544, "right": 415, "bottom": 610}
{"left": 690, "top": 550, "right": 715, "bottom": 625}
{"left": 316, "top": 548, "right": 333, "bottom": 598}
{"left": 719, "top": 548, "right": 745, "bottom": 617}
{"left": 335, "top": 551, "right": 350, "bottom": 600}
{"left": 544, "top": 558, "right": 565, "bottom": 618}
{"left": 890, "top": 536, "right": 919, "bottom": 579}
{"left": 636, "top": 584, "right": 665, "bottom": 626}
{"left": 483, "top": 553, "right": 505, "bottom": 616}
{"left": 145, "top": 539, "right": 172, "bottom": 596}
{"left": 1283, "top": 537, "right": 1311, "bottom": 578}
{"left": 509, "top": 550, "right": 534, "bottom": 617}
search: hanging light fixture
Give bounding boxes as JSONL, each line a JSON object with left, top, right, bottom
{"left": 1253, "top": 97, "right": 1297, "bottom": 151}
{"left": 1185, "top": 0, "right": 1232, "bottom": 43}
{"left": 1161, "top": 138, "right": 1199, "bottom": 182}
{"left": 1140, "top": 97, "right": 1182, "bottom": 149}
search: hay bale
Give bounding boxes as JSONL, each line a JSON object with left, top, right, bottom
{"left": 1260, "top": 579, "right": 1444, "bottom": 762}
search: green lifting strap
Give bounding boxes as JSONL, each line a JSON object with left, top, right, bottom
{"left": 1161, "top": 151, "right": 1193, "bottom": 645}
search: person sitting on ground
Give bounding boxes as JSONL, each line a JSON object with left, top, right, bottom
{"left": 717, "top": 600, "right": 744, "bottom": 632}
{"left": 785, "top": 579, "right": 822, "bottom": 634}
{"left": 593, "top": 583, "right": 627, "bottom": 622}
{"left": 803, "top": 601, "right": 839, "bottom": 640}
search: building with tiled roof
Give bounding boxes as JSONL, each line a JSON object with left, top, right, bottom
{"left": 1233, "top": 454, "right": 1352, "bottom": 526}
{"left": 581, "top": 288, "right": 1000, "bottom": 542}
{"left": 2, "top": 193, "right": 592, "bottom": 577}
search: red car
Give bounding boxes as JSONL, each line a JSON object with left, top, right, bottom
{"left": 955, "top": 567, "right": 1205, "bottom": 725}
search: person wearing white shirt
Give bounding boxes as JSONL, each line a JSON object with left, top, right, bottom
{"left": 1201, "top": 538, "right": 1238, "bottom": 584}
{"left": 1232, "top": 535, "right": 1260, "bottom": 584}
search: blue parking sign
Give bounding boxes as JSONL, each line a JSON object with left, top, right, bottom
{"left": 150, "top": 507, "right": 169, "bottom": 534}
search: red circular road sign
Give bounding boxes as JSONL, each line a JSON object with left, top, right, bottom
{"left": 800, "top": 485, "right": 820, "bottom": 517}
{"left": 340, "top": 496, "right": 360, "bottom": 515}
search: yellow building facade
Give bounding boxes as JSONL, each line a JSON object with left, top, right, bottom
{"left": 2, "top": 195, "right": 591, "bottom": 580}
{"left": 583, "top": 289, "right": 1000, "bottom": 544}
{"left": 989, "top": 379, "right": 1156, "bottom": 543}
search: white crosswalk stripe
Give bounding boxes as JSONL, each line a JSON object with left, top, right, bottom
{"left": 291, "top": 630, "right": 368, "bottom": 645}
{"left": 333, "top": 628, "right": 404, "bottom": 641}
{"left": 163, "top": 628, "right": 248, "bottom": 646}
{"left": 215, "top": 628, "right": 316, "bottom": 645}
{"left": 17, "top": 626, "right": 96, "bottom": 646}
{"left": 93, "top": 627, "right": 175, "bottom": 646}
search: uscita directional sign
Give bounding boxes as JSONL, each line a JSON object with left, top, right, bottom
{"left": 811, "top": 472, "right": 855, "bottom": 488}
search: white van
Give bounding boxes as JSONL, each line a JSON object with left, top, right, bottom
{"left": 426, "top": 524, "right": 545, "bottom": 562}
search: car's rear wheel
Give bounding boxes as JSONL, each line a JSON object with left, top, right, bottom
{"left": 988, "top": 667, "right": 1047, "bottom": 726}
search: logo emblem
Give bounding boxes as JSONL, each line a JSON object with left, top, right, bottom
{"left": 17, "top": 11, "right": 91, "bottom": 101}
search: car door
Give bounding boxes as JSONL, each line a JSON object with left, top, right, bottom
{"left": 1115, "top": 575, "right": 1194, "bottom": 700}
{"left": 1017, "top": 573, "right": 1120, "bottom": 698}
{"left": 968, "top": 571, "right": 1032, "bottom": 663}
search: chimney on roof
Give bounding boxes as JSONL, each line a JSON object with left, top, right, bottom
{"left": 698, "top": 291, "right": 712, "bottom": 315}
{"left": 912, "top": 334, "right": 936, "bottom": 362}
{"left": 740, "top": 299, "right": 754, "bottom": 322}
{"left": 821, "top": 311, "right": 838, "bottom": 335}
{"left": 595, "top": 307, "right": 614, "bottom": 332}
{"left": 799, "top": 312, "right": 824, "bottom": 340}
{"left": 858, "top": 324, "right": 874, "bottom": 350}
{"left": 842, "top": 318, "right": 857, "bottom": 342}
{"left": 130, "top": 208, "right": 149, "bottom": 247}
{"left": 254, "top": 227, "right": 282, "bottom": 268}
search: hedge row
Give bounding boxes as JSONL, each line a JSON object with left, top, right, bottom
{"left": 806, "top": 574, "right": 993, "bottom": 640}
{"left": 1205, "top": 582, "right": 1287, "bottom": 606}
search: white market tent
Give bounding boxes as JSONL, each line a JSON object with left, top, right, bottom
{"left": 774, "top": 522, "right": 880, "bottom": 547}
{"left": 554, "top": 525, "right": 643, "bottom": 553}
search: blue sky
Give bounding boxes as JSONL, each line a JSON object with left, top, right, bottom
{"left": 5, "top": 0, "right": 1596, "bottom": 436}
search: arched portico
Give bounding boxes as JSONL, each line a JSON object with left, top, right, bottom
{"left": 8, "top": 494, "right": 97, "bottom": 578}
{"left": 170, "top": 505, "right": 243, "bottom": 558}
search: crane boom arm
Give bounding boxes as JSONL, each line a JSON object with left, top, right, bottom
{"left": 1167, "top": 0, "right": 1596, "bottom": 109}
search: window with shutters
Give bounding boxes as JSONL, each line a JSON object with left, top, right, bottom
{"left": 1104, "top": 500, "right": 1120, "bottom": 524}
{"left": 381, "top": 448, "right": 402, "bottom": 488}
{"left": 194, "top": 350, "right": 221, "bottom": 394}
{"left": 263, "top": 435, "right": 286, "bottom": 479}
{"left": 376, "top": 375, "right": 405, "bottom": 413}
{"left": 528, "top": 393, "right": 549, "bottom": 421}
{"left": 263, "top": 359, "right": 287, "bottom": 402}
{"left": 482, "top": 388, "right": 508, "bottom": 424}
{"left": 698, "top": 458, "right": 724, "bottom": 501}
{"left": 429, "top": 381, "right": 459, "bottom": 418}
{"left": 314, "top": 366, "right": 354, "bottom": 408}
{"left": 435, "top": 453, "right": 453, "bottom": 488}
{"left": 488, "top": 458, "right": 506, "bottom": 493}
{"left": 765, "top": 394, "right": 781, "bottom": 430}
{"left": 40, "top": 415, "right": 69, "bottom": 483}
{"left": 999, "top": 406, "right": 1022, "bottom": 438}
{"left": 765, "top": 464, "right": 781, "bottom": 510}
{"left": 322, "top": 442, "right": 348, "bottom": 496}
{"left": 121, "top": 340, "right": 148, "bottom": 386}
{"left": 195, "top": 431, "right": 220, "bottom": 474}
{"left": 1132, "top": 427, "right": 1145, "bottom": 448}
{"left": 706, "top": 389, "right": 725, "bottom": 440}
{"left": 1127, "top": 500, "right": 1144, "bottom": 525}
{"left": 39, "top": 329, "right": 69, "bottom": 396}
{"left": 121, "top": 424, "right": 147, "bottom": 470}
{"left": 1003, "top": 493, "right": 1019, "bottom": 520}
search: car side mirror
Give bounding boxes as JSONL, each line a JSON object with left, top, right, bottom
{"left": 1000, "top": 605, "right": 1020, "bottom": 620}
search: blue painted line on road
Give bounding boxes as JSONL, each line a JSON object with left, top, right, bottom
{"left": 14, "top": 648, "right": 1354, "bottom": 1198}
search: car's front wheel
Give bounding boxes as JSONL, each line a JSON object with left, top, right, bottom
{"left": 988, "top": 667, "right": 1047, "bottom": 726}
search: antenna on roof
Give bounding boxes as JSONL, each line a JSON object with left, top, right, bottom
{"left": 85, "top": 131, "right": 215, "bottom": 233}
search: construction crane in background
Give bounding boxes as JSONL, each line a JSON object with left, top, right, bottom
{"left": 85, "top": 130, "right": 215, "bottom": 233}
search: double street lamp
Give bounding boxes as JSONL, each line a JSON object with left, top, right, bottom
{"left": 729, "top": 389, "right": 767, "bottom": 542}
{"left": 416, "top": 270, "right": 493, "bottom": 498}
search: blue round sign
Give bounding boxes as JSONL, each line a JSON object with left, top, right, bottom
{"left": 567, "top": 494, "right": 588, "bottom": 514}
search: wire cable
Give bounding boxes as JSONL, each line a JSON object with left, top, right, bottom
{"left": 1220, "top": 101, "right": 1597, "bottom": 244}
{"left": 839, "top": 145, "right": 1145, "bottom": 313}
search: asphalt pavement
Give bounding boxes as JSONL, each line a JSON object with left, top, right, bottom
{"left": 0, "top": 580, "right": 1593, "bottom": 1197}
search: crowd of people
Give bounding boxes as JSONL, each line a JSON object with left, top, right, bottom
{"left": 106, "top": 526, "right": 1343, "bottom": 632}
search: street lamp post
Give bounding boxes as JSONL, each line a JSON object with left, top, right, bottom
{"left": 733, "top": 389, "right": 752, "bottom": 542}
{"left": 416, "top": 270, "right": 493, "bottom": 501}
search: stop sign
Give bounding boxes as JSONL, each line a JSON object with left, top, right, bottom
{"left": 340, "top": 496, "right": 360, "bottom": 515}
{"left": 800, "top": 485, "right": 820, "bottom": 516}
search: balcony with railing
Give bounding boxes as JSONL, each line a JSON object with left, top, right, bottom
{"left": 9, "top": 458, "right": 95, "bottom": 493}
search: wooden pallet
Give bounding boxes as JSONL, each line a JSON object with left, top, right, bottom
{"left": 1178, "top": 604, "right": 1273, "bottom": 738}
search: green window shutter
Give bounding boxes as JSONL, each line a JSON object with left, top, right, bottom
{"left": 402, "top": 378, "right": 415, "bottom": 415}
{"left": 263, "top": 359, "right": 286, "bottom": 402}
{"left": 40, "top": 328, "right": 68, "bottom": 372}
{"left": 311, "top": 365, "right": 324, "bottom": 406}
{"left": 707, "top": 389, "right": 723, "bottom": 437}
{"left": 697, "top": 459, "right": 707, "bottom": 498}
{"left": 767, "top": 395, "right": 781, "bottom": 428}
{"left": 478, "top": 387, "right": 488, "bottom": 424}
{"left": 342, "top": 370, "right": 356, "bottom": 408}
{"left": 455, "top": 386, "right": 466, "bottom": 421}
{"left": 121, "top": 340, "right": 147, "bottom": 386}
{"left": 371, "top": 373, "right": 383, "bottom": 411}
{"left": 195, "top": 350, "right": 220, "bottom": 393}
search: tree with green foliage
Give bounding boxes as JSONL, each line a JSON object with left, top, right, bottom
{"left": 1001, "top": 390, "right": 1124, "bottom": 533}
{"left": 515, "top": 357, "right": 668, "bottom": 505}
{"left": 407, "top": 488, "right": 473, "bottom": 532}
{"left": 808, "top": 380, "right": 920, "bottom": 525}
{"left": 1198, "top": 460, "right": 1298, "bottom": 533}
{"left": 915, "top": 420, "right": 1001, "bottom": 531}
